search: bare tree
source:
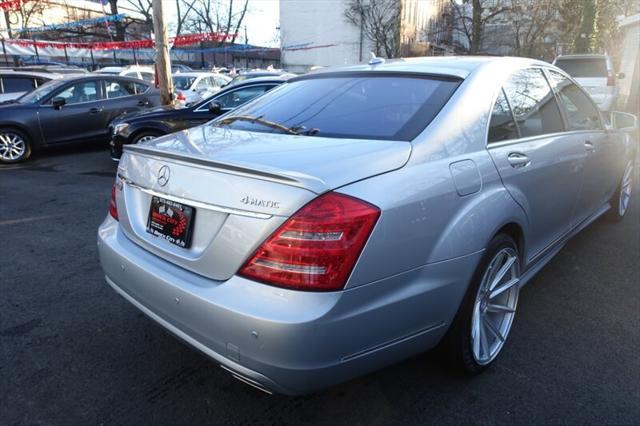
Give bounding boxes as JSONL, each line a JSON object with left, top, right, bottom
{"left": 183, "top": 0, "right": 249, "bottom": 46}
{"left": 3, "top": 0, "right": 47, "bottom": 38}
{"left": 344, "top": 0, "right": 401, "bottom": 59}
{"left": 509, "top": 0, "right": 558, "bottom": 57}
{"left": 448, "top": 0, "right": 509, "bottom": 53}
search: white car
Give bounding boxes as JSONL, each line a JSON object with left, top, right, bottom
{"left": 173, "top": 72, "right": 231, "bottom": 106}
{"left": 94, "top": 66, "right": 155, "bottom": 84}
{"left": 0, "top": 70, "right": 63, "bottom": 103}
{"left": 553, "top": 54, "right": 622, "bottom": 112}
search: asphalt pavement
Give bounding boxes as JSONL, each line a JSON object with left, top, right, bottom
{"left": 1, "top": 145, "right": 639, "bottom": 425}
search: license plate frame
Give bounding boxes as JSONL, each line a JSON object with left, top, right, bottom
{"left": 146, "top": 196, "right": 196, "bottom": 249}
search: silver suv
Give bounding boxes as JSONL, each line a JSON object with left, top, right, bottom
{"left": 553, "top": 54, "right": 622, "bottom": 112}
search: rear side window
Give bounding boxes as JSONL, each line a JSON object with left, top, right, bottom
{"left": 140, "top": 72, "right": 155, "bottom": 82}
{"left": 488, "top": 89, "right": 519, "bottom": 143}
{"left": 547, "top": 70, "right": 601, "bottom": 131}
{"left": 502, "top": 68, "right": 564, "bottom": 138}
{"left": 2, "top": 77, "right": 37, "bottom": 93}
{"left": 215, "top": 85, "right": 272, "bottom": 109}
{"left": 554, "top": 58, "right": 607, "bottom": 78}
{"left": 134, "top": 82, "right": 149, "bottom": 94}
{"left": 105, "top": 79, "right": 142, "bottom": 98}
{"left": 221, "top": 75, "right": 461, "bottom": 141}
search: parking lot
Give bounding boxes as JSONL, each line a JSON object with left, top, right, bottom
{"left": 1, "top": 145, "right": 639, "bottom": 425}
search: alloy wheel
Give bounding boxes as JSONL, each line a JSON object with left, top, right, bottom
{"left": 471, "top": 247, "right": 520, "bottom": 365}
{"left": 136, "top": 135, "right": 157, "bottom": 144}
{"left": 619, "top": 162, "right": 633, "bottom": 217}
{"left": 0, "top": 131, "right": 27, "bottom": 162}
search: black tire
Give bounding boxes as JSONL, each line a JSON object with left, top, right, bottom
{"left": 441, "top": 233, "right": 520, "bottom": 375}
{"left": 606, "top": 160, "right": 633, "bottom": 222}
{"left": 0, "top": 128, "right": 31, "bottom": 164}
{"left": 132, "top": 130, "right": 163, "bottom": 145}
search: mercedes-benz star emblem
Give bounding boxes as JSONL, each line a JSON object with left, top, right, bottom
{"left": 157, "top": 165, "right": 170, "bottom": 187}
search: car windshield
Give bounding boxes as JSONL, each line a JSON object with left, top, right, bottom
{"left": 17, "top": 79, "right": 67, "bottom": 103}
{"left": 555, "top": 58, "right": 608, "bottom": 78}
{"left": 216, "top": 74, "right": 460, "bottom": 141}
{"left": 174, "top": 76, "right": 197, "bottom": 90}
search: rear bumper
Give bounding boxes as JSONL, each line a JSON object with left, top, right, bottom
{"left": 98, "top": 216, "right": 482, "bottom": 394}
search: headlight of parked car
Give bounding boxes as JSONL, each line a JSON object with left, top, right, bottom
{"left": 112, "top": 123, "right": 129, "bottom": 135}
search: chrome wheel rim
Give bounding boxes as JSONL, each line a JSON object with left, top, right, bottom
{"left": 0, "top": 131, "right": 26, "bottom": 161}
{"left": 619, "top": 162, "right": 633, "bottom": 216}
{"left": 136, "top": 135, "right": 157, "bottom": 144}
{"left": 471, "top": 247, "right": 520, "bottom": 365}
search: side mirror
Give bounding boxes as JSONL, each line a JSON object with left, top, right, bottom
{"left": 611, "top": 111, "right": 638, "bottom": 130}
{"left": 617, "top": 72, "right": 625, "bottom": 80}
{"left": 208, "top": 101, "right": 222, "bottom": 116}
{"left": 52, "top": 97, "right": 66, "bottom": 110}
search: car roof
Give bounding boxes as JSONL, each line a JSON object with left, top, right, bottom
{"left": 554, "top": 54, "right": 608, "bottom": 60}
{"left": 305, "top": 56, "right": 551, "bottom": 79}
{"left": 95, "top": 67, "right": 124, "bottom": 72}
{"left": 232, "top": 76, "right": 290, "bottom": 85}
{"left": 54, "top": 74, "right": 153, "bottom": 84}
{"left": 240, "top": 71, "right": 285, "bottom": 76}
{"left": 172, "top": 72, "right": 217, "bottom": 77}
{"left": 0, "top": 70, "right": 62, "bottom": 79}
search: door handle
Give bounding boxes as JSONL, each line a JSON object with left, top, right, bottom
{"left": 88, "top": 107, "right": 102, "bottom": 114}
{"left": 137, "top": 100, "right": 149, "bottom": 107}
{"left": 584, "top": 140, "right": 596, "bottom": 153}
{"left": 507, "top": 152, "right": 530, "bottom": 168}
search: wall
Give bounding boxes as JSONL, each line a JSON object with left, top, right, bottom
{"left": 279, "top": 0, "right": 374, "bottom": 73}
{"left": 618, "top": 14, "right": 640, "bottom": 113}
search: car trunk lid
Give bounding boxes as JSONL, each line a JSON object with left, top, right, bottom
{"left": 114, "top": 126, "right": 410, "bottom": 280}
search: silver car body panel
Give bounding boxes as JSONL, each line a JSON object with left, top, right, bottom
{"left": 99, "top": 56, "right": 634, "bottom": 394}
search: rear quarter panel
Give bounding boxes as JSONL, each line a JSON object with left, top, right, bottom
{"left": 340, "top": 63, "right": 530, "bottom": 288}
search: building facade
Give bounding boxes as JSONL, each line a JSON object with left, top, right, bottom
{"left": 280, "top": 0, "right": 449, "bottom": 72}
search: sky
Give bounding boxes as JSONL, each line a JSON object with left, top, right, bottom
{"left": 162, "top": 0, "right": 280, "bottom": 47}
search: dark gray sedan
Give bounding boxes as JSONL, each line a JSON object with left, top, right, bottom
{"left": 0, "top": 75, "right": 160, "bottom": 163}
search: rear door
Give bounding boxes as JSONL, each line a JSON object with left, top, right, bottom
{"left": 546, "top": 69, "right": 620, "bottom": 220}
{"left": 487, "top": 68, "right": 586, "bottom": 260}
{"left": 103, "top": 78, "right": 154, "bottom": 123}
{"left": 38, "top": 79, "right": 108, "bottom": 144}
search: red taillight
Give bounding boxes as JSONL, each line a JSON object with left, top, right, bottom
{"left": 607, "top": 71, "right": 615, "bottom": 86}
{"left": 109, "top": 183, "right": 119, "bottom": 220}
{"left": 239, "top": 192, "right": 380, "bottom": 291}
{"left": 176, "top": 91, "right": 186, "bottom": 101}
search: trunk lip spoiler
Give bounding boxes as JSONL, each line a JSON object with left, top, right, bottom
{"left": 117, "top": 173, "right": 273, "bottom": 219}
{"left": 123, "top": 144, "right": 326, "bottom": 193}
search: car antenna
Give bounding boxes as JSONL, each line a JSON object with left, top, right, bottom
{"left": 368, "top": 52, "right": 385, "bottom": 66}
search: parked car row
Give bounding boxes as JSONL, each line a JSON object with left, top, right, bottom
{"left": 0, "top": 71, "right": 290, "bottom": 163}
{"left": 110, "top": 76, "right": 287, "bottom": 159}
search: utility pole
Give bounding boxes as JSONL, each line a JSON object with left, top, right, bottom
{"left": 152, "top": 0, "right": 174, "bottom": 106}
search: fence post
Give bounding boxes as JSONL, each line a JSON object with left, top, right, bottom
{"left": 1, "top": 39, "right": 9, "bottom": 66}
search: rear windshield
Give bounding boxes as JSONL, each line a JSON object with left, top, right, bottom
{"left": 173, "top": 76, "right": 197, "bottom": 90}
{"left": 555, "top": 58, "right": 607, "bottom": 78}
{"left": 218, "top": 74, "right": 460, "bottom": 141}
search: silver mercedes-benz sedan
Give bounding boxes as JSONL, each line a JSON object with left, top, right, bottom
{"left": 98, "top": 57, "right": 636, "bottom": 395}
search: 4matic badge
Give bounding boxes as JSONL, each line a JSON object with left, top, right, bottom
{"left": 240, "top": 195, "right": 280, "bottom": 209}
